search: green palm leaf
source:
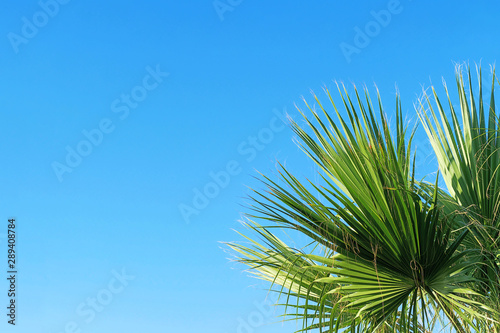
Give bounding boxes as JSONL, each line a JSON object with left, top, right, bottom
{"left": 226, "top": 69, "right": 498, "bottom": 332}
{"left": 417, "top": 65, "right": 500, "bottom": 328}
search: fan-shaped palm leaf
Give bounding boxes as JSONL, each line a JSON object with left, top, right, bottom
{"left": 227, "top": 79, "right": 494, "bottom": 332}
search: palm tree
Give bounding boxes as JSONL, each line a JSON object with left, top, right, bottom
{"left": 226, "top": 65, "right": 500, "bottom": 332}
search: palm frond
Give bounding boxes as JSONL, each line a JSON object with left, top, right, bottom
{"left": 227, "top": 81, "right": 494, "bottom": 332}
{"left": 417, "top": 65, "right": 500, "bottom": 320}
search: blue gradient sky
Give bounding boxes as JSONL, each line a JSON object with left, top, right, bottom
{"left": 1, "top": 1, "right": 499, "bottom": 332}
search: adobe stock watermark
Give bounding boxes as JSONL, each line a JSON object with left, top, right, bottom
{"left": 213, "top": 0, "right": 243, "bottom": 21}
{"left": 51, "top": 64, "right": 169, "bottom": 182}
{"left": 339, "top": 0, "right": 408, "bottom": 64}
{"left": 7, "top": 0, "right": 72, "bottom": 54}
{"left": 236, "top": 293, "right": 279, "bottom": 333}
{"left": 178, "top": 108, "right": 288, "bottom": 224}
{"left": 54, "top": 268, "right": 135, "bottom": 333}
{"left": 414, "top": 139, "right": 434, "bottom": 170}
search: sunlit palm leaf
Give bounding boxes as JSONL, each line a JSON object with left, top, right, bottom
{"left": 417, "top": 65, "right": 500, "bottom": 325}
{"left": 227, "top": 73, "right": 496, "bottom": 332}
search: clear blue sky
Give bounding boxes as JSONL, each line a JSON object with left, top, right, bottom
{"left": 0, "top": 1, "right": 499, "bottom": 332}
